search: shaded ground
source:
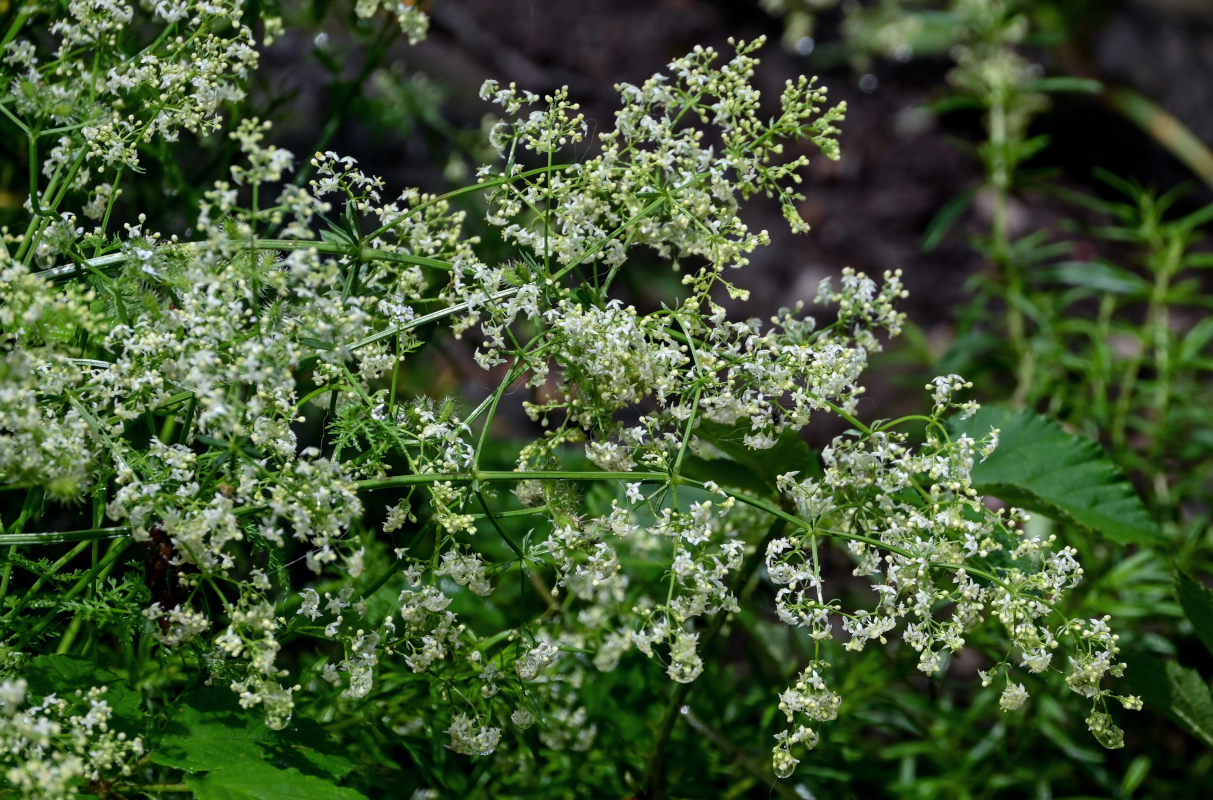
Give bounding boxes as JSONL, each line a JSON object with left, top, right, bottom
{"left": 260, "top": 0, "right": 1213, "bottom": 431}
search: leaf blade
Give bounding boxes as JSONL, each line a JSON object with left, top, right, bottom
{"left": 1176, "top": 572, "right": 1213, "bottom": 657}
{"left": 949, "top": 407, "right": 1162, "bottom": 545}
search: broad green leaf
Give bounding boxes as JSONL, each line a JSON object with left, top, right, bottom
{"left": 1126, "top": 652, "right": 1213, "bottom": 749}
{"left": 949, "top": 407, "right": 1162, "bottom": 545}
{"left": 1165, "top": 662, "right": 1213, "bottom": 749}
{"left": 1176, "top": 572, "right": 1213, "bottom": 657}
{"left": 184, "top": 761, "right": 368, "bottom": 800}
{"left": 680, "top": 455, "right": 773, "bottom": 497}
{"left": 151, "top": 688, "right": 274, "bottom": 773}
{"left": 23, "top": 655, "right": 142, "bottom": 725}
{"left": 152, "top": 688, "right": 355, "bottom": 781}
{"left": 694, "top": 419, "right": 821, "bottom": 494}
{"left": 278, "top": 717, "right": 357, "bottom": 780}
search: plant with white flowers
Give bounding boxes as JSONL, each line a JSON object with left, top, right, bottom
{"left": 0, "top": 2, "right": 1143, "bottom": 798}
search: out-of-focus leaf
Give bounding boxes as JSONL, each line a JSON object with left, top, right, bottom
{"left": 1176, "top": 572, "right": 1213, "bottom": 657}
{"left": 923, "top": 189, "right": 975, "bottom": 252}
{"left": 23, "top": 655, "right": 142, "bottom": 725}
{"left": 680, "top": 455, "right": 773, "bottom": 497}
{"left": 694, "top": 419, "right": 821, "bottom": 494}
{"left": 1037, "top": 261, "right": 1150, "bottom": 296}
{"left": 1025, "top": 76, "right": 1102, "bottom": 94}
{"left": 1180, "top": 318, "right": 1213, "bottom": 365}
{"left": 184, "top": 761, "right": 368, "bottom": 800}
{"left": 1166, "top": 662, "right": 1213, "bottom": 749}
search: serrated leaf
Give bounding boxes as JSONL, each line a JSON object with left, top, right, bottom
{"left": 184, "top": 761, "right": 368, "bottom": 800}
{"left": 151, "top": 688, "right": 273, "bottom": 773}
{"left": 1176, "top": 572, "right": 1213, "bottom": 657}
{"left": 1125, "top": 652, "right": 1213, "bottom": 748}
{"left": 1165, "top": 662, "right": 1213, "bottom": 748}
{"left": 949, "top": 407, "right": 1162, "bottom": 545}
{"left": 152, "top": 687, "right": 355, "bottom": 781}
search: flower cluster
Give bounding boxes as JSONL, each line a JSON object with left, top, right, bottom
{"left": 0, "top": 9, "right": 1139, "bottom": 795}
{"left": 6, "top": 0, "right": 263, "bottom": 248}
{"left": 0, "top": 679, "right": 143, "bottom": 798}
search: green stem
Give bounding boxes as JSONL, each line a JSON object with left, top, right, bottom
{"left": 820, "top": 398, "right": 872, "bottom": 434}
{"left": 119, "top": 783, "right": 190, "bottom": 794}
{"left": 641, "top": 517, "right": 788, "bottom": 798}
{"left": 365, "top": 164, "right": 571, "bottom": 242}
{"left": 55, "top": 538, "right": 129, "bottom": 654}
{"left": 986, "top": 88, "right": 1030, "bottom": 407}
{"left": 355, "top": 469, "right": 669, "bottom": 492}
{"left": 1144, "top": 233, "right": 1183, "bottom": 510}
{"left": 0, "top": 545, "right": 15, "bottom": 609}
{"left": 1, "top": 6, "right": 32, "bottom": 48}
{"left": 679, "top": 706, "right": 805, "bottom": 800}
{"left": 1, "top": 540, "right": 91, "bottom": 622}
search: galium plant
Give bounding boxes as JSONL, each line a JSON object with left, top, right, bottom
{"left": 764, "top": 0, "right": 1213, "bottom": 790}
{"left": 0, "top": 2, "right": 1141, "bottom": 796}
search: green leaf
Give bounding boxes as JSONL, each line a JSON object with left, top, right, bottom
{"left": 693, "top": 419, "right": 821, "bottom": 494}
{"left": 1120, "top": 755, "right": 1151, "bottom": 796}
{"left": 1176, "top": 572, "right": 1213, "bottom": 657}
{"left": 937, "top": 330, "right": 1005, "bottom": 377}
{"left": 281, "top": 717, "right": 358, "bottom": 780}
{"left": 1025, "top": 76, "right": 1103, "bottom": 94}
{"left": 151, "top": 687, "right": 355, "bottom": 781}
{"left": 151, "top": 688, "right": 274, "bottom": 773}
{"left": 680, "top": 455, "right": 773, "bottom": 497}
{"left": 923, "top": 188, "right": 975, "bottom": 252}
{"left": 1175, "top": 201, "right": 1213, "bottom": 232}
{"left": 184, "top": 761, "right": 368, "bottom": 800}
{"left": 1037, "top": 261, "right": 1150, "bottom": 296}
{"left": 949, "top": 407, "right": 1163, "bottom": 545}
{"left": 1166, "top": 662, "right": 1213, "bottom": 749}
{"left": 921, "top": 94, "right": 985, "bottom": 115}
{"left": 23, "top": 655, "right": 142, "bottom": 726}
{"left": 1125, "top": 651, "right": 1213, "bottom": 748}
{"left": 1180, "top": 317, "right": 1213, "bottom": 365}
{"left": 1183, "top": 252, "right": 1213, "bottom": 269}
{"left": 320, "top": 224, "right": 355, "bottom": 249}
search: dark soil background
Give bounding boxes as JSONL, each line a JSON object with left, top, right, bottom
{"left": 259, "top": 0, "right": 1213, "bottom": 430}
